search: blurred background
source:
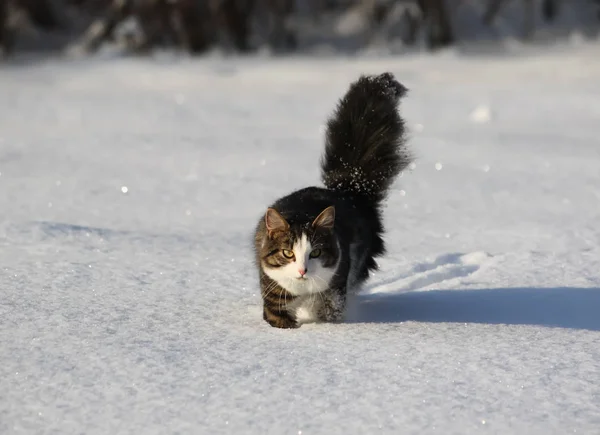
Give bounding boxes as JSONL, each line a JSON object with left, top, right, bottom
{"left": 1, "top": 0, "right": 599, "bottom": 59}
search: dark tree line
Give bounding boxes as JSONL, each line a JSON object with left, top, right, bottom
{"left": 1, "top": 0, "right": 599, "bottom": 57}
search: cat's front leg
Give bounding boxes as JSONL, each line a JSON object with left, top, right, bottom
{"left": 260, "top": 275, "right": 299, "bottom": 329}
{"left": 263, "top": 304, "right": 299, "bottom": 329}
{"left": 318, "top": 290, "right": 346, "bottom": 323}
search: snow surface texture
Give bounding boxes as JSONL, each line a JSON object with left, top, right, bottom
{"left": 2, "top": 44, "right": 600, "bottom": 434}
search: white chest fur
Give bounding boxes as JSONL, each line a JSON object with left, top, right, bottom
{"left": 289, "top": 296, "right": 321, "bottom": 324}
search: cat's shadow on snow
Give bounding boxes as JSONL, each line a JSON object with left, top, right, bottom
{"left": 347, "top": 287, "right": 600, "bottom": 331}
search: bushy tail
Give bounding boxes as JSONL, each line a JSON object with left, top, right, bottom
{"left": 320, "top": 72, "right": 412, "bottom": 204}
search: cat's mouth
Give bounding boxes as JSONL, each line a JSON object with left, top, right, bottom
{"left": 295, "top": 276, "right": 307, "bottom": 280}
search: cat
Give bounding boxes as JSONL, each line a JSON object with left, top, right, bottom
{"left": 253, "top": 72, "right": 412, "bottom": 329}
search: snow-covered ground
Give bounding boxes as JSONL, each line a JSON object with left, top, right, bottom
{"left": 1, "top": 43, "right": 600, "bottom": 434}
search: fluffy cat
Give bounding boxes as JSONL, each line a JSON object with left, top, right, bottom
{"left": 253, "top": 72, "right": 412, "bottom": 329}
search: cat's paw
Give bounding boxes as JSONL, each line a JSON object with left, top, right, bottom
{"left": 266, "top": 316, "right": 300, "bottom": 329}
{"left": 263, "top": 304, "right": 299, "bottom": 329}
{"left": 323, "top": 310, "right": 345, "bottom": 324}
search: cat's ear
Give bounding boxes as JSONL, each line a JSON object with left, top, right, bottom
{"left": 265, "top": 208, "right": 289, "bottom": 236}
{"left": 312, "top": 206, "right": 335, "bottom": 230}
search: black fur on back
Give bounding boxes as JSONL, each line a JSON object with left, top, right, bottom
{"left": 321, "top": 72, "right": 412, "bottom": 205}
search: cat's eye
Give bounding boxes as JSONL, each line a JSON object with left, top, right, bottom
{"left": 282, "top": 249, "right": 295, "bottom": 259}
{"left": 309, "top": 249, "right": 322, "bottom": 258}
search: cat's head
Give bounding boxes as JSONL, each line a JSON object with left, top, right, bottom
{"left": 258, "top": 206, "right": 340, "bottom": 296}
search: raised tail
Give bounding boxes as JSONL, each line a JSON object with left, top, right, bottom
{"left": 320, "top": 72, "right": 412, "bottom": 204}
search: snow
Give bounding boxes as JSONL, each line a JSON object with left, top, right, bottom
{"left": 2, "top": 43, "right": 600, "bottom": 434}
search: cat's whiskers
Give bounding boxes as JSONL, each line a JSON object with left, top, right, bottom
{"left": 261, "top": 279, "right": 280, "bottom": 300}
{"left": 308, "top": 282, "right": 319, "bottom": 312}
{"left": 314, "top": 281, "right": 327, "bottom": 317}
{"left": 262, "top": 278, "right": 286, "bottom": 313}
{"left": 311, "top": 273, "right": 329, "bottom": 289}
{"left": 309, "top": 292, "right": 316, "bottom": 313}
{"left": 278, "top": 287, "right": 284, "bottom": 313}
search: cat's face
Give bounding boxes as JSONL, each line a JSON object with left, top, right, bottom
{"left": 258, "top": 206, "right": 340, "bottom": 296}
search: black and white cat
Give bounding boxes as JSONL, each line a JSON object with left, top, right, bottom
{"left": 253, "top": 72, "right": 412, "bottom": 328}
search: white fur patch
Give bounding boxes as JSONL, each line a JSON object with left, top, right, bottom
{"left": 263, "top": 233, "right": 340, "bottom": 297}
{"left": 289, "top": 295, "right": 323, "bottom": 324}
{"left": 295, "top": 304, "right": 318, "bottom": 323}
{"left": 294, "top": 234, "right": 310, "bottom": 273}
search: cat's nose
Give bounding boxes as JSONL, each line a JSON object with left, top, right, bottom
{"left": 298, "top": 267, "right": 307, "bottom": 276}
